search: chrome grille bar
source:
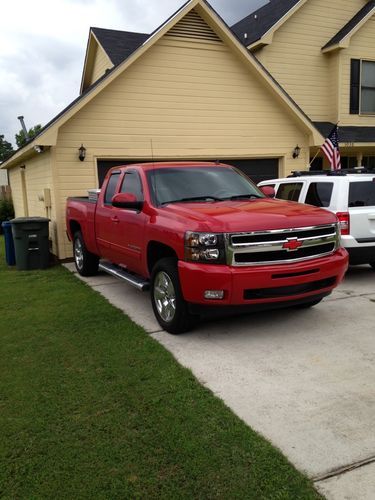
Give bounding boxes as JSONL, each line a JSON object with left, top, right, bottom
{"left": 226, "top": 224, "right": 339, "bottom": 266}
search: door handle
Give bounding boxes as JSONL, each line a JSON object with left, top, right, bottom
{"left": 111, "top": 216, "right": 119, "bottom": 223}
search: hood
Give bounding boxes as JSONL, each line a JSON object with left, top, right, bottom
{"left": 161, "top": 198, "right": 337, "bottom": 232}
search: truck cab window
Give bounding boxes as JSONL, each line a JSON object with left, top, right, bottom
{"left": 121, "top": 171, "right": 143, "bottom": 200}
{"left": 104, "top": 173, "right": 120, "bottom": 204}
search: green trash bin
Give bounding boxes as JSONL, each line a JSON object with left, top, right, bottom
{"left": 11, "top": 217, "right": 50, "bottom": 271}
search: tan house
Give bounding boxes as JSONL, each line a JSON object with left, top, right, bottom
{"left": 3, "top": 0, "right": 375, "bottom": 259}
{"left": 232, "top": 0, "right": 375, "bottom": 169}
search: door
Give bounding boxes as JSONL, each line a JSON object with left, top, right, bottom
{"left": 222, "top": 159, "right": 279, "bottom": 184}
{"left": 109, "top": 169, "right": 147, "bottom": 274}
{"left": 348, "top": 178, "right": 375, "bottom": 240}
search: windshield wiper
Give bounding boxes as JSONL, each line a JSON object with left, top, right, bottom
{"left": 162, "top": 196, "right": 223, "bottom": 205}
{"left": 229, "top": 194, "right": 263, "bottom": 200}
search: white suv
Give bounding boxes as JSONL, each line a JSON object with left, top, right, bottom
{"left": 258, "top": 170, "right": 375, "bottom": 268}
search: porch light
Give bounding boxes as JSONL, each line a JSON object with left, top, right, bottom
{"left": 78, "top": 144, "right": 86, "bottom": 162}
{"left": 293, "top": 145, "right": 301, "bottom": 159}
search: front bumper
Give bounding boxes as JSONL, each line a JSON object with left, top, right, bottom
{"left": 178, "top": 248, "right": 349, "bottom": 306}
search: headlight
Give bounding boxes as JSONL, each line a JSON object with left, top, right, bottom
{"left": 185, "top": 232, "right": 226, "bottom": 264}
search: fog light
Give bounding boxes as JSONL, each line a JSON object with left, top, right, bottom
{"left": 204, "top": 290, "right": 225, "bottom": 300}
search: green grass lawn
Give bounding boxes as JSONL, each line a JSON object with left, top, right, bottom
{"left": 0, "top": 236, "right": 322, "bottom": 499}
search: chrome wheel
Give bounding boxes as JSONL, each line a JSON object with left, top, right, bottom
{"left": 153, "top": 271, "right": 176, "bottom": 323}
{"left": 74, "top": 237, "right": 84, "bottom": 270}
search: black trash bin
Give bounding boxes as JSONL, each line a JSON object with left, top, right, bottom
{"left": 11, "top": 217, "right": 50, "bottom": 271}
{"left": 2, "top": 221, "right": 16, "bottom": 266}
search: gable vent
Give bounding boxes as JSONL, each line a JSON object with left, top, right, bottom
{"left": 166, "top": 10, "right": 222, "bottom": 43}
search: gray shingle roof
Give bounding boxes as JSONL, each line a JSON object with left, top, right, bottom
{"left": 314, "top": 122, "right": 375, "bottom": 143}
{"left": 322, "top": 0, "right": 375, "bottom": 51}
{"left": 91, "top": 27, "right": 149, "bottom": 66}
{"left": 231, "top": 0, "right": 301, "bottom": 46}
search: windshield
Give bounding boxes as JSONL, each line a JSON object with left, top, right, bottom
{"left": 146, "top": 167, "right": 264, "bottom": 206}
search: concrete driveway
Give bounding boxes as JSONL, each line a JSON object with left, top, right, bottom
{"left": 65, "top": 263, "right": 375, "bottom": 499}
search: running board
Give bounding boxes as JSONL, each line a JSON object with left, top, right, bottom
{"left": 99, "top": 261, "right": 149, "bottom": 291}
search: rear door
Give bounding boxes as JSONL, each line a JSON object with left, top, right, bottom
{"left": 348, "top": 177, "right": 375, "bottom": 240}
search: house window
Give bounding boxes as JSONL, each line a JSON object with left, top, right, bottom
{"left": 362, "top": 156, "right": 375, "bottom": 169}
{"left": 361, "top": 61, "right": 375, "bottom": 114}
{"left": 340, "top": 157, "right": 357, "bottom": 169}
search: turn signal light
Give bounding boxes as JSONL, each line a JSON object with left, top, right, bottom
{"left": 336, "top": 212, "right": 350, "bottom": 236}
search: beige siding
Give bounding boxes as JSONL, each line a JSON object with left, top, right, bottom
{"left": 8, "top": 168, "right": 24, "bottom": 216}
{"left": 8, "top": 152, "right": 59, "bottom": 254}
{"left": 88, "top": 44, "right": 113, "bottom": 87}
{"left": 0, "top": 169, "right": 8, "bottom": 185}
{"left": 255, "top": 0, "right": 366, "bottom": 122}
{"left": 54, "top": 13, "right": 311, "bottom": 258}
{"left": 340, "top": 16, "right": 375, "bottom": 126}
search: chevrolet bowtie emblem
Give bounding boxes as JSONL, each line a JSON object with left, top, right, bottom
{"left": 283, "top": 238, "right": 303, "bottom": 251}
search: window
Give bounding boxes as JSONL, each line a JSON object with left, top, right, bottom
{"left": 305, "top": 182, "right": 333, "bottom": 208}
{"left": 104, "top": 172, "right": 120, "bottom": 204}
{"left": 276, "top": 183, "right": 303, "bottom": 202}
{"left": 120, "top": 171, "right": 143, "bottom": 200}
{"left": 362, "top": 156, "right": 375, "bottom": 169}
{"left": 349, "top": 181, "right": 375, "bottom": 207}
{"left": 361, "top": 61, "right": 375, "bottom": 114}
{"left": 340, "top": 157, "right": 357, "bottom": 169}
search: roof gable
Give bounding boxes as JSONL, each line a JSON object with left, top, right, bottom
{"left": 322, "top": 0, "right": 375, "bottom": 52}
{"left": 231, "top": 0, "right": 304, "bottom": 48}
{"left": 1, "top": 0, "right": 323, "bottom": 169}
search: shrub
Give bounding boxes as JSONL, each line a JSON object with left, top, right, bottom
{"left": 0, "top": 199, "right": 15, "bottom": 232}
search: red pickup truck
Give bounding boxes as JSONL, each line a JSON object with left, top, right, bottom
{"left": 66, "top": 161, "right": 348, "bottom": 333}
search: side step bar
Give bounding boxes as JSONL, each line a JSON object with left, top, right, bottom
{"left": 99, "top": 261, "right": 150, "bottom": 291}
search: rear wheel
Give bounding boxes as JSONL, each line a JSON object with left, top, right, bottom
{"left": 73, "top": 231, "right": 99, "bottom": 276}
{"left": 151, "top": 258, "right": 197, "bottom": 334}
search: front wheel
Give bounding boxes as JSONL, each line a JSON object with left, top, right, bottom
{"left": 73, "top": 231, "right": 99, "bottom": 276}
{"left": 151, "top": 258, "right": 197, "bottom": 334}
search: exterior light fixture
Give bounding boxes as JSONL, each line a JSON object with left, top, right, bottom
{"left": 78, "top": 144, "right": 86, "bottom": 162}
{"left": 34, "top": 145, "right": 44, "bottom": 153}
{"left": 293, "top": 145, "right": 301, "bottom": 159}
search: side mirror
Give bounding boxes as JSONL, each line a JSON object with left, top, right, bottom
{"left": 260, "top": 186, "right": 276, "bottom": 198}
{"left": 112, "top": 192, "right": 143, "bottom": 211}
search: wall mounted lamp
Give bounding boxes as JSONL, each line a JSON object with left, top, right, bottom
{"left": 292, "top": 145, "right": 301, "bottom": 159}
{"left": 78, "top": 144, "right": 86, "bottom": 162}
{"left": 34, "top": 145, "right": 44, "bottom": 153}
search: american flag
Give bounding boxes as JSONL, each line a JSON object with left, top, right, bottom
{"left": 321, "top": 125, "right": 341, "bottom": 171}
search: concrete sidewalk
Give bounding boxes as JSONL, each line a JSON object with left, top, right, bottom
{"left": 65, "top": 263, "right": 375, "bottom": 499}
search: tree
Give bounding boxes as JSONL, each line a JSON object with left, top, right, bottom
{"left": 0, "top": 135, "right": 14, "bottom": 162}
{"left": 15, "top": 124, "right": 43, "bottom": 148}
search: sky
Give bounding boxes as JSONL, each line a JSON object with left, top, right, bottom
{"left": 0, "top": 0, "right": 267, "bottom": 147}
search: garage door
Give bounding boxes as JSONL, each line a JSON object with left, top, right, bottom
{"left": 222, "top": 159, "right": 279, "bottom": 184}
{"left": 97, "top": 158, "right": 279, "bottom": 187}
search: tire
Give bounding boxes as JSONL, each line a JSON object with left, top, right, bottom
{"left": 294, "top": 297, "right": 323, "bottom": 309}
{"left": 151, "top": 258, "right": 197, "bottom": 334}
{"left": 73, "top": 231, "right": 99, "bottom": 276}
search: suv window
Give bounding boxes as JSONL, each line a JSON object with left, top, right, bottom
{"left": 104, "top": 172, "right": 120, "bottom": 204}
{"left": 276, "top": 183, "right": 303, "bottom": 202}
{"left": 305, "top": 182, "right": 333, "bottom": 207}
{"left": 349, "top": 181, "right": 375, "bottom": 207}
{"left": 121, "top": 171, "right": 143, "bottom": 200}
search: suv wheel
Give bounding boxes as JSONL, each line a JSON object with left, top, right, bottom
{"left": 151, "top": 258, "right": 197, "bottom": 334}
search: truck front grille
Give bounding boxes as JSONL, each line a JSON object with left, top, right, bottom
{"left": 227, "top": 224, "right": 339, "bottom": 266}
